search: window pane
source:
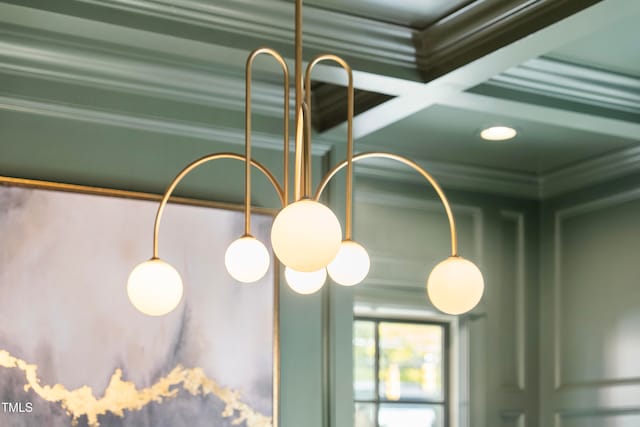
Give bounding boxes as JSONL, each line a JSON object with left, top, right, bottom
{"left": 378, "top": 403, "right": 444, "bottom": 427}
{"left": 353, "top": 320, "right": 376, "bottom": 399}
{"left": 354, "top": 402, "right": 376, "bottom": 427}
{"left": 378, "top": 322, "right": 444, "bottom": 401}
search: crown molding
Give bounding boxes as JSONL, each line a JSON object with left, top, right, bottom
{"left": 486, "top": 57, "right": 640, "bottom": 115}
{"left": 2, "top": 0, "right": 417, "bottom": 73}
{"left": 414, "top": 0, "right": 599, "bottom": 81}
{"left": 0, "top": 95, "right": 330, "bottom": 156}
{"left": 0, "top": 27, "right": 290, "bottom": 118}
{"left": 541, "top": 145, "right": 640, "bottom": 198}
{"left": 4, "top": 92, "right": 640, "bottom": 200}
{"left": 353, "top": 144, "right": 640, "bottom": 201}
{"left": 353, "top": 155, "right": 541, "bottom": 199}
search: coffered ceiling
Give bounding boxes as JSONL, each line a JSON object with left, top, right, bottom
{"left": 547, "top": 12, "right": 640, "bottom": 78}
{"left": 0, "top": 0, "right": 638, "bottom": 200}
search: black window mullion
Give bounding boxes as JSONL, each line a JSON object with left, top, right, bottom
{"left": 353, "top": 318, "right": 449, "bottom": 427}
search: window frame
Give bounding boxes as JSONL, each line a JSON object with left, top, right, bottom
{"left": 354, "top": 315, "right": 451, "bottom": 427}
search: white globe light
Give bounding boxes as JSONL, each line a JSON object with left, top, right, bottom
{"left": 427, "top": 256, "right": 484, "bottom": 315}
{"left": 127, "top": 259, "right": 183, "bottom": 316}
{"left": 271, "top": 200, "right": 342, "bottom": 272}
{"left": 225, "top": 236, "right": 270, "bottom": 283}
{"left": 327, "top": 240, "right": 370, "bottom": 286}
{"left": 284, "top": 266, "right": 327, "bottom": 295}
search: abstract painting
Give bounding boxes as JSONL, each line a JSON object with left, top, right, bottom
{"left": 0, "top": 179, "right": 276, "bottom": 427}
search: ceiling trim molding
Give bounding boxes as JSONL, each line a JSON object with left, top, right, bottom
{"left": 487, "top": 57, "right": 640, "bottom": 114}
{"left": 62, "top": 0, "right": 418, "bottom": 70}
{"left": 442, "top": 91, "right": 640, "bottom": 141}
{"left": 354, "top": 155, "right": 541, "bottom": 199}
{"left": 414, "top": 0, "right": 599, "bottom": 80}
{"left": 0, "top": 34, "right": 288, "bottom": 118}
{"left": 541, "top": 145, "right": 640, "bottom": 198}
{"left": 0, "top": 95, "right": 330, "bottom": 156}
{"left": 355, "top": 144, "right": 640, "bottom": 200}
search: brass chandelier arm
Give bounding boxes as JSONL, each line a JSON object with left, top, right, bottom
{"left": 304, "top": 54, "right": 354, "bottom": 239}
{"left": 314, "top": 152, "right": 459, "bottom": 256}
{"left": 294, "top": 106, "right": 305, "bottom": 199}
{"left": 152, "top": 153, "right": 285, "bottom": 259}
{"left": 302, "top": 101, "right": 313, "bottom": 197}
{"left": 293, "top": 0, "right": 304, "bottom": 202}
{"left": 245, "top": 48, "right": 290, "bottom": 236}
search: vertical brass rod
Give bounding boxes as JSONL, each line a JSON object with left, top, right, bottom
{"left": 272, "top": 263, "right": 281, "bottom": 427}
{"left": 245, "top": 55, "right": 253, "bottom": 235}
{"left": 302, "top": 101, "right": 312, "bottom": 197}
{"left": 293, "top": 0, "right": 304, "bottom": 201}
{"left": 304, "top": 54, "right": 354, "bottom": 238}
{"left": 313, "top": 152, "right": 459, "bottom": 256}
{"left": 283, "top": 78, "right": 290, "bottom": 206}
{"left": 294, "top": 107, "right": 304, "bottom": 199}
{"left": 152, "top": 153, "right": 284, "bottom": 259}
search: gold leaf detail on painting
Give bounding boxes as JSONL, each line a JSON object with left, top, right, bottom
{"left": 0, "top": 349, "right": 272, "bottom": 427}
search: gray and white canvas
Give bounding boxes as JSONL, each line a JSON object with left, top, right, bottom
{"left": 0, "top": 185, "right": 274, "bottom": 427}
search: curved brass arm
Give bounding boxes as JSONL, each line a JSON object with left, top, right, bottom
{"left": 314, "top": 152, "right": 458, "bottom": 256}
{"left": 304, "top": 54, "right": 354, "bottom": 238}
{"left": 152, "top": 153, "right": 284, "bottom": 258}
{"left": 245, "top": 48, "right": 290, "bottom": 235}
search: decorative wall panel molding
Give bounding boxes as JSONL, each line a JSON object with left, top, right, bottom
{"left": 554, "top": 407, "right": 640, "bottom": 427}
{"left": 498, "top": 212, "right": 527, "bottom": 393}
{"left": 501, "top": 411, "right": 526, "bottom": 427}
{"left": 553, "top": 189, "right": 640, "bottom": 390}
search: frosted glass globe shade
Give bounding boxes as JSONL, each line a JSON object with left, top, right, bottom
{"left": 127, "top": 259, "right": 183, "bottom": 316}
{"left": 427, "top": 256, "right": 484, "bottom": 315}
{"left": 271, "top": 200, "right": 342, "bottom": 271}
{"left": 327, "top": 240, "right": 370, "bottom": 286}
{"left": 285, "top": 267, "right": 327, "bottom": 295}
{"left": 225, "top": 236, "right": 270, "bottom": 283}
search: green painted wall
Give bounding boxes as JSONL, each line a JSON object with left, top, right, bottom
{"left": 4, "top": 101, "right": 640, "bottom": 427}
{"left": 350, "top": 174, "right": 541, "bottom": 427}
{"left": 351, "top": 167, "right": 640, "bottom": 427}
{"left": 540, "top": 172, "right": 640, "bottom": 427}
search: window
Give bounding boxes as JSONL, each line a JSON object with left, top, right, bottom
{"left": 354, "top": 318, "right": 449, "bottom": 427}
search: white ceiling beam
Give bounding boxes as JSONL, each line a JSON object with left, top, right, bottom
{"left": 350, "top": 0, "right": 640, "bottom": 139}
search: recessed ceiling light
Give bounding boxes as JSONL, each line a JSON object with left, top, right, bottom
{"left": 480, "top": 126, "right": 517, "bottom": 141}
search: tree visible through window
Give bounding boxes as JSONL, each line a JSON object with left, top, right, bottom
{"left": 353, "top": 318, "right": 448, "bottom": 427}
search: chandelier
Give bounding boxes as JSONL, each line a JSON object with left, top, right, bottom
{"left": 126, "top": 0, "right": 484, "bottom": 317}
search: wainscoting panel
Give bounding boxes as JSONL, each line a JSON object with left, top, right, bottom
{"left": 556, "top": 409, "right": 640, "bottom": 427}
{"left": 498, "top": 212, "right": 527, "bottom": 392}
{"left": 542, "top": 187, "right": 640, "bottom": 425}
